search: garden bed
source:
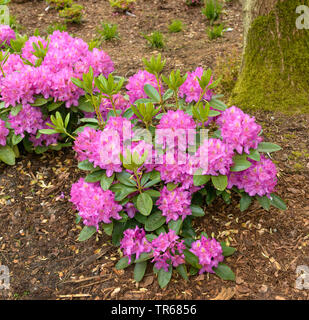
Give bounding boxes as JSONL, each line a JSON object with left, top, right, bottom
{"left": 0, "top": 0, "right": 308, "bottom": 300}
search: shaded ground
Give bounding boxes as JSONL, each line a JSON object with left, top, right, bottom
{"left": 0, "top": 0, "right": 308, "bottom": 300}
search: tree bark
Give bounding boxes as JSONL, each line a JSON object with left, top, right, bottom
{"left": 230, "top": 0, "right": 309, "bottom": 112}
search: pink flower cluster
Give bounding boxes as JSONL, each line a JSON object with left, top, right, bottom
{"left": 157, "top": 109, "right": 196, "bottom": 132}
{"left": 70, "top": 178, "right": 122, "bottom": 229}
{"left": 190, "top": 236, "right": 224, "bottom": 274}
{"left": 0, "top": 25, "right": 16, "bottom": 47}
{"left": 156, "top": 186, "right": 192, "bottom": 222}
{"left": 8, "top": 104, "right": 43, "bottom": 138}
{"left": 193, "top": 138, "right": 234, "bottom": 176}
{"left": 1, "top": 31, "right": 114, "bottom": 108}
{"left": 0, "top": 119, "right": 9, "bottom": 146}
{"left": 227, "top": 155, "right": 277, "bottom": 197}
{"left": 179, "top": 67, "right": 213, "bottom": 103}
{"left": 120, "top": 226, "right": 152, "bottom": 263}
{"left": 74, "top": 117, "right": 134, "bottom": 176}
{"left": 0, "top": 31, "right": 114, "bottom": 146}
{"left": 126, "top": 70, "right": 163, "bottom": 104}
{"left": 217, "top": 106, "right": 263, "bottom": 154}
{"left": 151, "top": 230, "right": 186, "bottom": 272}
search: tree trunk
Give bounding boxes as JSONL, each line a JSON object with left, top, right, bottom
{"left": 230, "top": 0, "right": 309, "bottom": 112}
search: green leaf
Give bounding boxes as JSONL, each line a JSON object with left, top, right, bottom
{"left": 239, "top": 193, "right": 252, "bottom": 212}
{"left": 190, "top": 204, "right": 205, "bottom": 217}
{"left": 208, "top": 98, "right": 227, "bottom": 111}
{"left": 116, "top": 171, "right": 137, "bottom": 187}
{"left": 145, "top": 211, "right": 166, "bottom": 231}
{"left": 193, "top": 174, "right": 210, "bottom": 186}
{"left": 248, "top": 149, "right": 260, "bottom": 161}
{"left": 168, "top": 218, "right": 182, "bottom": 234}
{"left": 39, "top": 129, "right": 58, "bottom": 135}
{"left": 75, "top": 214, "right": 82, "bottom": 224}
{"left": 166, "top": 182, "right": 178, "bottom": 191}
{"left": 78, "top": 226, "right": 96, "bottom": 242}
{"left": 35, "top": 146, "right": 48, "bottom": 154}
{"left": 112, "top": 222, "right": 125, "bottom": 246}
{"left": 230, "top": 159, "right": 252, "bottom": 172}
{"left": 176, "top": 264, "right": 188, "bottom": 280}
{"left": 134, "top": 261, "right": 147, "bottom": 282}
{"left": 0, "top": 145, "right": 16, "bottom": 165}
{"left": 158, "top": 266, "right": 172, "bottom": 288}
{"left": 257, "top": 195, "right": 271, "bottom": 211}
{"left": 163, "top": 89, "right": 173, "bottom": 101}
{"left": 214, "top": 263, "right": 235, "bottom": 281}
{"left": 144, "top": 84, "right": 160, "bottom": 102}
{"left": 115, "top": 256, "right": 131, "bottom": 270}
{"left": 184, "top": 249, "right": 202, "bottom": 269}
{"left": 102, "top": 222, "right": 113, "bottom": 236}
{"left": 100, "top": 173, "right": 115, "bottom": 191}
{"left": 10, "top": 104, "right": 22, "bottom": 116}
{"left": 110, "top": 183, "right": 137, "bottom": 201}
{"left": 77, "top": 98, "right": 95, "bottom": 113}
{"left": 84, "top": 170, "right": 105, "bottom": 183}
{"left": 145, "top": 234, "right": 157, "bottom": 242}
{"left": 48, "top": 101, "right": 63, "bottom": 112}
{"left": 189, "top": 266, "right": 199, "bottom": 276}
{"left": 31, "top": 97, "right": 49, "bottom": 107}
{"left": 208, "top": 110, "right": 221, "bottom": 117}
{"left": 137, "top": 193, "right": 153, "bottom": 216}
{"left": 135, "top": 252, "right": 152, "bottom": 263}
{"left": 211, "top": 175, "right": 228, "bottom": 191}
{"left": 270, "top": 193, "right": 287, "bottom": 210}
{"left": 11, "top": 134, "right": 23, "bottom": 146}
{"left": 78, "top": 160, "right": 95, "bottom": 171}
{"left": 144, "top": 189, "right": 161, "bottom": 198}
{"left": 220, "top": 242, "right": 236, "bottom": 257}
{"left": 258, "top": 142, "right": 282, "bottom": 153}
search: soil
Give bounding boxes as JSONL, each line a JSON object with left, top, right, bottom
{"left": 0, "top": 0, "right": 308, "bottom": 300}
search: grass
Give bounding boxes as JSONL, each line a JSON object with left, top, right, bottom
{"left": 143, "top": 31, "right": 165, "bottom": 49}
{"left": 207, "top": 24, "right": 224, "bottom": 40}
{"left": 59, "top": 4, "right": 83, "bottom": 24}
{"left": 97, "top": 22, "right": 119, "bottom": 41}
{"left": 168, "top": 20, "right": 184, "bottom": 33}
{"left": 202, "top": 0, "right": 223, "bottom": 24}
{"left": 46, "top": 22, "right": 67, "bottom": 34}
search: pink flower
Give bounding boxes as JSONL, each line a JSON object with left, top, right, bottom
{"left": 192, "top": 138, "right": 234, "bottom": 176}
{"left": 227, "top": 155, "right": 277, "bottom": 197}
{"left": 0, "top": 25, "right": 16, "bottom": 47}
{"left": 179, "top": 67, "right": 213, "bottom": 103}
{"left": 190, "top": 236, "right": 224, "bottom": 274}
{"left": 0, "top": 119, "right": 9, "bottom": 146}
{"left": 126, "top": 70, "right": 163, "bottom": 104}
{"left": 8, "top": 104, "right": 44, "bottom": 138}
{"left": 70, "top": 178, "right": 122, "bottom": 229}
{"left": 217, "top": 106, "right": 263, "bottom": 154}
{"left": 120, "top": 226, "right": 152, "bottom": 263}
{"left": 151, "top": 230, "right": 186, "bottom": 272}
{"left": 156, "top": 186, "right": 192, "bottom": 222}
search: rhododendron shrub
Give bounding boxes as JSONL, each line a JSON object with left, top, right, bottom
{"left": 66, "top": 54, "right": 286, "bottom": 288}
{"left": 0, "top": 28, "right": 114, "bottom": 165}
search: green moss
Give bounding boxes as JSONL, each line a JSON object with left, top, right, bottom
{"left": 230, "top": 0, "right": 309, "bottom": 113}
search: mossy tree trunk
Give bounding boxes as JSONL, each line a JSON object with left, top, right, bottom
{"left": 230, "top": 0, "right": 309, "bottom": 112}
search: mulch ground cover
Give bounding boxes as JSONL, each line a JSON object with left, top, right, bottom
{"left": 0, "top": 0, "right": 308, "bottom": 300}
